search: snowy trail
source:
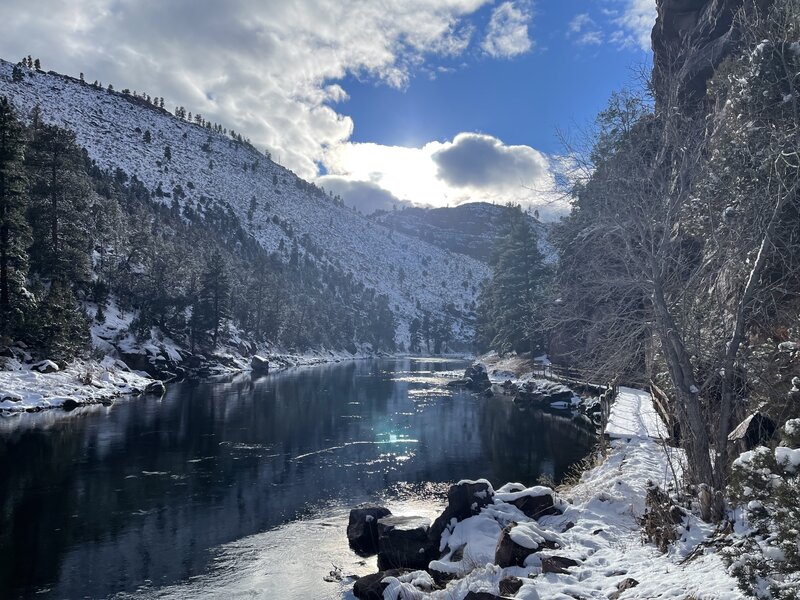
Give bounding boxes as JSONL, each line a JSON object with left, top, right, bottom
{"left": 605, "top": 386, "right": 669, "bottom": 440}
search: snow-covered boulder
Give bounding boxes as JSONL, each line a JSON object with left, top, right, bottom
{"left": 494, "top": 521, "right": 559, "bottom": 568}
{"left": 495, "top": 483, "right": 563, "bottom": 520}
{"left": 251, "top": 355, "right": 270, "bottom": 374}
{"left": 1, "top": 391, "right": 23, "bottom": 402}
{"left": 347, "top": 504, "right": 391, "bottom": 555}
{"left": 351, "top": 568, "right": 412, "bottom": 600}
{"left": 32, "top": 360, "right": 59, "bottom": 373}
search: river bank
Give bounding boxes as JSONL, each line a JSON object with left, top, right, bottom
{"left": 0, "top": 347, "right": 393, "bottom": 414}
{"left": 347, "top": 360, "right": 744, "bottom": 599}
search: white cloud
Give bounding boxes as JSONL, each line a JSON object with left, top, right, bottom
{"left": 0, "top": 0, "right": 494, "bottom": 179}
{"left": 322, "top": 133, "right": 567, "bottom": 220}
{"left": 568, "top": 13, "right": 604, "bottom": 46}
{"left": 569, "top": 13, "right": 593, "bottom": 34}
{"left": 481, "top": 1, "right": 533, "bottom": 58}
{"left": 612, "top": 0, "right": 656, "bottom": 51}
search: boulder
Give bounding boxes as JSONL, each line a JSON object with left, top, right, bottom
{"left": 348, "top": 505, "right": 392, "bottom": 555}
{"left": 145, "top": 381, "right": 166, "bottom": 395}
{"left": 609, "top": 577, "right": 640, "bottom": 600}
{"left": 495, "top": 485, "right": 561, "bottom": 520}
{"left": 513, "top": 380, "right": 574, "bottom": 408}
{"left": 499, "top": 576, "right": 523, "bottom": 596}
{"left": 32, "top": 360, "right": 59, "bottom": 374}
{"left": 494, "top": 522, "right": 558, "bottom": 568}
{"left": 1, "top": 392, "right": 23, "bottom": 403}
{"left": 429, "top": 479, "right": 494, "bottom": 543}
{"left": 461, "top": 363, "right": 491, "bottom": 392}
{"left": 377, "top": 515, "right": 435, "bottom": 570}
{"left": 540, "top": 555, "right": 579, "bottom": 574}
{"left": 352, "top": 569, "right": 412, "bottom": 600}
{"left": 251, "top": 355, "right": 270, "bottom": 375}
{"left": 463, "top": 593, "right": 507, "bottom": 600}
{"left": 62, "top": 398, "right": 80, "bottom": 411}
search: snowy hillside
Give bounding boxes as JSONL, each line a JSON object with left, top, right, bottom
{"left": 0, "top": 60, "right": 489, "bottom": 345}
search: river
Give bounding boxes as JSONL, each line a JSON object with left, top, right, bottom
{"left": 0, "top": 357, "right": 596, "bottom": 599}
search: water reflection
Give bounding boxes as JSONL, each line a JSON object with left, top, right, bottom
{"left": 0, "top": 358, "right": 595, "bottom": 599}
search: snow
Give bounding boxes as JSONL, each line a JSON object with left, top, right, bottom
{"left": 414, "top": 431, "right": 745, "bottom": 599}
{"left": 0, "top": 62, "right": 490, "bottom": 346}
{"left": 495, "top": 485, "right": 558, "bottom": 503}
{"left": 508, "top": 521, "right": 561, "bottom": 551}
{"left": 0, "top": 356, "right": 153, "bottom": 413}
{"left": 774, "top": 447, "right": 800, "bottom": 472}
{"left": 605, "top": 386, "right": 670, "bottom": 440}
{"left": 374, "top": 387, "right": 743, "bottom": 599}
{"left": 784, "top": 418, "right": 800, "bottom": 436}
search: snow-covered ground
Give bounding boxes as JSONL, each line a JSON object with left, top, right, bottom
{"left": 0, "top": 356, "right": 153, "bottom": 413}
{"left": 368, "top": 385, "right": 744, "bottom": 599}
{"left": 605, "top": 386, "right": 670, "bottom": 441}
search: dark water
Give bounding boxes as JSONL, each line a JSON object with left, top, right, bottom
{"left": 0, "top": 358, "right": 596, "bottom": 599}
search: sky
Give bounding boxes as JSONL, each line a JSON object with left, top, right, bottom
{"left": 0, "top": 0, "right": 656, "bottom": 219}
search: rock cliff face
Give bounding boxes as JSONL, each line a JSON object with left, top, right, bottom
{"left": 651, "top": 0, "right": 773, "bottom": 108}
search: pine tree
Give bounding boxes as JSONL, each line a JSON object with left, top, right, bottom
{"left": 196, "top": 251, "right": 230, "bottom": 349}
{"left": 25, "top": 122, "right": 91, "bottom": 285}
{"left": 475, "top": 204, "right": 550, "bottom": 354}
{"left": 0, "top": 97, "right": 31, "bottom": 336}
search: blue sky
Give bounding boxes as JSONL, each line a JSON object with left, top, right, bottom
{"left": 341, "top": 2, "right": 651, "bottom": 155}
{"left": 0, "top": 0, "right": 655, "bottom": 217}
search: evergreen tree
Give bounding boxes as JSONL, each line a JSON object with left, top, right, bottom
{"left": 25, "top": 122, "right": 91, "bottom": 285}
{"left": 0, "top": 97, "right": 31, "bottom": 336}
{"left": 475, "top": 204, "right": 550, "bottom": 354}
{"left": 196, "top": 251, "right": 230, "bottom": 349}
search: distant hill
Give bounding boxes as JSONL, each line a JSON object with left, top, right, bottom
{"left": 372, "top": 202, "right": 554, "bottom": 263}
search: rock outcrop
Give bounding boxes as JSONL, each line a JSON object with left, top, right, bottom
{"left": 651, "top": 0, "right": 773, "bottom": 109}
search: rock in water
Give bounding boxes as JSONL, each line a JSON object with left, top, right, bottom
{"left": 347, "top": 505, "right": 391, "bottom": 555}
{"left": 377, "top": 515, "right": 434, "bottom": 570}
{"left": 145, "top": 380, "right": 166, "bottom": 395}
{"left": 251, "top": 355, "right": 270, "bottom": 374}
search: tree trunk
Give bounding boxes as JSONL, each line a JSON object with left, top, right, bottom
{"left": 652, "top": 278, "right": 715, "bottom": 486}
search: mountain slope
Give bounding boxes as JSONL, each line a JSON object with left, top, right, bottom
{"left": 372, "top": 202, "right": 554, "bottom": 263}
{"left": 0, "top": 60, "right": 489, "bottom": 346}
